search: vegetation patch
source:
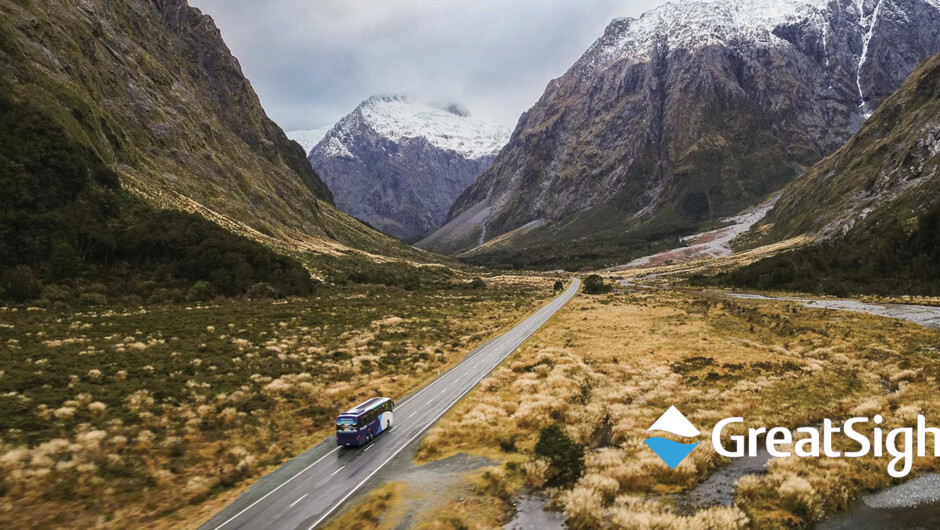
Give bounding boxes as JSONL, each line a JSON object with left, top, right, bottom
{"left": 0, "top": 93, "right": 314, "bottom": 306}
{"left": 0, "top": 280, "right": 551, "bottom": 528}
{"left": 416, "top": 289, "right": 940, "bottom": 529}
{"left": 694, "top": 202, "right": 940, "bottom": 297}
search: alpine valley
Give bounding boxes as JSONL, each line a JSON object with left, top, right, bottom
{"left": 419, "top": 0, "right": 940, "bottom": 270}
{"left": 5, "top": 0, "right": 940, "bottom": 529}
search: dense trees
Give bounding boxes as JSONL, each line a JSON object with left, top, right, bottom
{"left": 0, "top": 92, "right": 314, "bottom": 305}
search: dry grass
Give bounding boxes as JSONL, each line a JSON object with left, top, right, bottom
{"left": 0, "top": 283, "right": 552, "bottom": 529}
{"left": 321, "top": 483, "right": 405, "bottom": 530}
{"left": 606, "top": 236, "right": 811, "bottom": 284}
{"left": 415, "top": 288, "right": 940, "bottom": 528}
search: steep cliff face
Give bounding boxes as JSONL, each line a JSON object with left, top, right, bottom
{"left": 307, "top": 96, "right": 510, "bottom": 240}
{"left": 758, "top": 51, "right": 940, "bottom": 242}
{"left": 708, "top": 51, "right": 940, "bottom": 295}
{"left": 0, "top": 0, "right": 338, "bottom": 245}
{"left": 419, "top": 0, "right": 940, "bottom": 267}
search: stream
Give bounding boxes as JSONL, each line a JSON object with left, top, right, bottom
{"left": 722, "top": 292, "right": 940, "bottom": 330}
{"left": 817, "top": 474, "right": 940, "bottom": 529}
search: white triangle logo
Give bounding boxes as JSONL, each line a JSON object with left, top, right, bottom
{"left": 646, "top": 406, "right": 700, "bottom": 438}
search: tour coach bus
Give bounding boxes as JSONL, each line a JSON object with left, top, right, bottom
{"left": 336, "top": 397, "right": 395, "bottom": 447}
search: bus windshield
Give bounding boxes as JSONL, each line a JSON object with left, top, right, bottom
{"left": 336, "top": 418, "right": 359, "bottom": 432}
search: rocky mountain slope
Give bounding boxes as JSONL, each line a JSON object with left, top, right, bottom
{"left": 708, "top": 51, "right": 940, "bottom": 295}
{"left": 755, "top": 50, "right": 940, "bottom": 242}
{"left": 0, "top": 0, "right": 432, "bottom": 272}
{"left": 419, "top": 0, "right": 940, "bottom": 268}
{"left": 307, "top": 96, "right": 510, "bottom": 240}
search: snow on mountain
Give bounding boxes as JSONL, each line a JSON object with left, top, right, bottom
{"left": 307, "top": 95, "right": 511, "bottom": 239}
{"left": 333, "top": 95, "right": 510, "bottom": 160}
{"left": 590, "top": 0, "right": 831, "bottom": 69}
{"left": 287, "top": 125, "right": 333, "bottom": 155}
{"left": 421, "top": 0, "right": 940, "bottom": 263}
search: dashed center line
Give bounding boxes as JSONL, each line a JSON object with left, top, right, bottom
{"left": 213, "top": 280, "right": 579, "bottom": 530}
{"left": 289, "top": 494, "right": 308, "bottom": 508}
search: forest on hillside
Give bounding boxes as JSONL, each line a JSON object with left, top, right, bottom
{"left": 0, "top": 91, "right": 316, "bottom": 306}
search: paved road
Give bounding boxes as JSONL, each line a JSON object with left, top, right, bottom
{"left": 202, "top": 279, "right": 580, "bottom": 530}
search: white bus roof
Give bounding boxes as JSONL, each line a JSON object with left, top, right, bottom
{"left": 341, "top": 397, "right": 392, "bottom": 417}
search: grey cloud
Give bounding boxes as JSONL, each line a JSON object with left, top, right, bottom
{"left": 190, "top": 0, "right": 664, "bottom": 131}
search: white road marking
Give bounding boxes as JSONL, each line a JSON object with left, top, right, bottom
{"left": 396, "top": 335, "right": 500, "bottom": 408}
{"left": 363, "top": 444, "right": 373, "bottom": 452}
{"left": 289, "top": 494, "right": 308, "bottom": 508}
{"left": 409, "top": 411, "right": 417, "bottom": 418}
{"left": 329, "top": 466, "right": 345, "bottom": 477}
{"left": 426, "top": 399, "right": 434, "bottom": 404}
{"left": 212, "top": 445, "right": 341, "bottom": 529}
{"left": 307, "top": 281, "right": 580, "bottom": 529}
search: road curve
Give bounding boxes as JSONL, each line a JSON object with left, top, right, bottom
{"left": 201, "top": 278, "right": 580, "bottom": 530}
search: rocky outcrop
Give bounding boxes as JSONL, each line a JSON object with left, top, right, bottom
{"left": 308, "top": 96, "right": 509, "bottom": 239}
{"left": 420, "top": 0, "right": 940, "bottom": 265}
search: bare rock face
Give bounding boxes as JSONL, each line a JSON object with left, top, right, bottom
{"left": 308, "top": 96, "right": 509, "bottom": 240}
{"left": 420, "top": 0, "right": 940, "bottom": 265}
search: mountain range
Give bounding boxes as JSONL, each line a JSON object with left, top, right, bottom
{"left": 0, "top": 0, "right": 438, "bottom": 282}
{"left": 418, "top": 0, "right": 940, "bottom": 270}
{"left": 304, "top": 96, "right": 510, "bottom": 240}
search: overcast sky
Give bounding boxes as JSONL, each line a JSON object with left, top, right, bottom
{"left": 190, "top": 0, "right": 664, "bottom": 131}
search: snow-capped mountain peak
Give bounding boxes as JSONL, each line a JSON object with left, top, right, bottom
{"left": 306, "top": 96, "right": 511, "bottom": 240}
{"left": 421, "top": 0, "right": 940, "bottom": 260}
{"left": 592, "top": 0, "right": 831, "bottom": 69}
{"left": 338, "top": 95, "right": 510, "bottom": 161}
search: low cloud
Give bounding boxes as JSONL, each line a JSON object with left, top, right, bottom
{"left": 190, "top": 0, "right": 662, "bottom": 130}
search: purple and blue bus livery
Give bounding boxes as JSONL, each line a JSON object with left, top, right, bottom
{"left": 336, "top": 397, "right": 395, "bottom": 447}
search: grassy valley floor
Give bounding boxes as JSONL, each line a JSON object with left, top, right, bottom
{"left": 0, "top": 277, "right": 553, "bottom": 528}
{"left": 325, "top": 285, "right": 940, "bottom": 529}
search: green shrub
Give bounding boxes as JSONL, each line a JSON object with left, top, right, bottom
{"left": 534, "top": 424, "right": 584, "bottom": 487}
{"left": 582, "top": 275, "right": 611, "bottom": 295}
{"left": 186, "top": 281, "right": 214, "bottom": 302}
{"left": 468, "top": 277, "right": 486, "bottom": 289}
{"left": 553, "top": 280, "right": 564, "bottom": 291}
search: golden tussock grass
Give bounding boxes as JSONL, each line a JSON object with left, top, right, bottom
{"left": 415, "top": 288, "right": 940, "bottom": 529}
